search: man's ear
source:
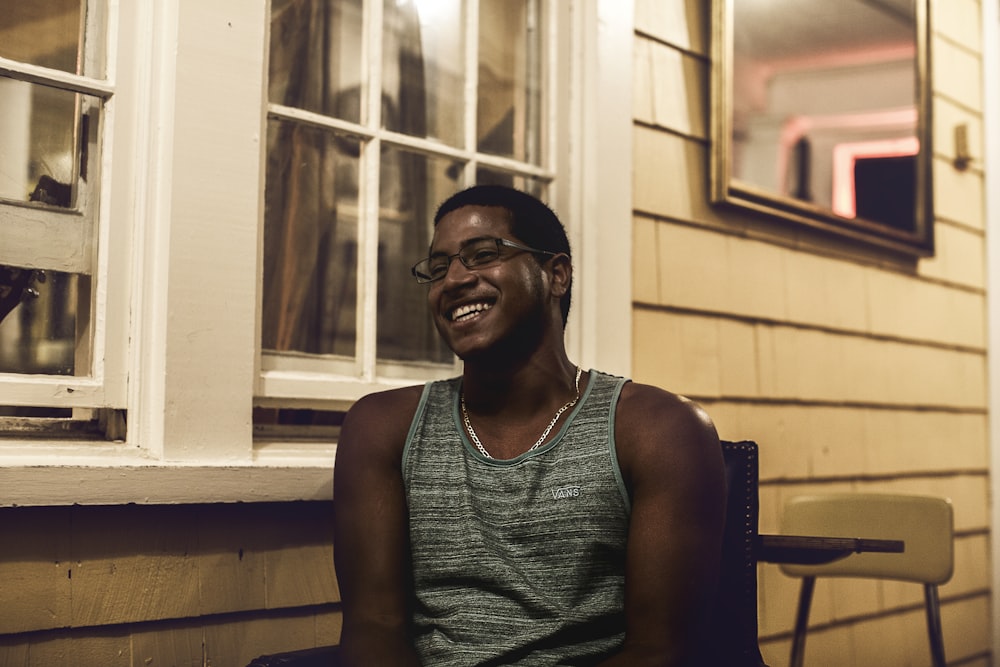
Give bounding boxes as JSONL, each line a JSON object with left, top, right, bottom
{"left": 549, "top": 253, "right": 572, "bottom": 298}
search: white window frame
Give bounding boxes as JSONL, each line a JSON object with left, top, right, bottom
{"left": 0, "top": 0, "right": 130, "bottom": 411}
{"left": 0, "top": 0, "right": 631, "bottom": 507}
{"left": 258, "top": 0, "right": 633, "bottom": 404}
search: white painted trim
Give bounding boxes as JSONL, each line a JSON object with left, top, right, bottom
{"left": 0, "top": 0, "right": 129, "bottom": 410}
{"left": 100, "top": 0, "right": 138, "bottom": 409}
{"left": 128, "top": 0, "right": 177, "bottom": 458}
{"left": 131, "top": 1, "right": 266, "bottom": 461}
{"left": 0, "top": 440, "right": 335, "bottom": 507}
{"left": 0, "top": 56, "right": 115, "bottom": 97}
{"left": 0, "top": 210, "right": 91, "bottom": 272}
{"left": 566, "top": 0, "right": 634, "bottom": 377}
{"left": 0, "top": 375, "right": 107, "bottom": 407}
{"left": 0, "top": 463, "right": 335, "bottom": 507}
{"left": 983, "top": 0, "right": 1000, "bottom": 658}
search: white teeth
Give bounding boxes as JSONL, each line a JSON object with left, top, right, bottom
{"left": 451, "top": 302, "right": 492, "bottom": 322}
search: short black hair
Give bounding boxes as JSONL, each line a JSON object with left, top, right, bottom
{"left": 434, "top": 185, "right": 571, "bottom": 325}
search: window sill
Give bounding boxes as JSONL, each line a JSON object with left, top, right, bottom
{"left": 0, "top": 441, "right": 336, "bottom": 507}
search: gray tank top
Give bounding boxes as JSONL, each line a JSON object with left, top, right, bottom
{"left": 402, "top": 370, "right": 631, "bottom": 666}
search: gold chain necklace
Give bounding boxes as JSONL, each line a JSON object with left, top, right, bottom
{"left": 461, "top": 366, "right": 582, "bottom": 459}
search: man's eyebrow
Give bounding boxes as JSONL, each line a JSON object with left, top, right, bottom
{"left": 428, "top": 236, "right": 495, "bottom": 257}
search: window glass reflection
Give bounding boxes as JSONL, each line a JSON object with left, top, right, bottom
{"left": 262, "top": 119, "right": 360, "bottom": 356}
{"left": 0, "top": 267, "right": 77, "bottom": 375}
{"left": 478, "top": 0, "right": 544, "bottom": 164}
{"left": 0, "top": 80, "right": 82, "bottom": 208}
{"left": 269, "top": 0, "right": 364, "bottom": 120}
{"left": 475, "top": 169, "right": 546, "bottom": 201}
{"left": 377, "top": 147, "right": 459, "bottom": 364}
{"left": 0, "top": 0, "right": 91, "bottom": 75}
{"left": 383, "top": 0, "right": 464, "bottom": 147}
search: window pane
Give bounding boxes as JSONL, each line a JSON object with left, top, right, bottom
{"left": 376, "top": 147, "right": 459, "bottom": 364}
{"left": 383, "top": 0, "right": 464, "bottom": 147}
{"left": 478, "top": 0, "right": 544, "bottom": 164}
{"left": 475, "top": 168, "right": 547, "bottom": 200}
{"left": 252, "top": 406, "right": 344, "bottom": 439}
{"left": 0, "top": 407, "right": 72, "bottom": 418}
{"left": 262, "top": 119, "right": 360, "bottom": 356}
{"left": 269, "top": 0, "right": 364, "bottom": 121}
{"left": 0, "top": 266, "right": 77, "bottom": 375}
{"left": 0, "top": 80, "right": 82, "bottom": 208}
{"left": 0, "top": 0, "right": 97, "bottom": 75}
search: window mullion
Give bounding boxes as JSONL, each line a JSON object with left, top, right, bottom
{"left": 357, "top": 0, "right": 386, "bottom": 382}
{"left": 0, "top": 57, "right": 114, "bottom": 98}
{"left": 88, "top": 0, "right": 132, "bottom": 408}
{"left": 0, "top": 375, "right": 106, "bottom": 409}
{"left": 267, "top": 102, "right": 377, "bottom": 139}
{"left": 88, "top": 91, "right": 117, "bottom": 397}
{"left": 544, "top": 0, "right": 559, "bottom": 177}
{"left": 524, "top": 0, "right": 540, "bottom": 167}
{"left": 84, "top": 0, "right": 111, "bottom": 80}
{"left": 472, "top": 153, "right": 553, "bottom": 178}
{"left": 0, "top": 210, "right": 91, "bottom": 273}
{"left": 358, "top": 139, "right": 381, "bottom": 382}
{"left": 83, "top": 0, "right": 122, "bottom": 399}
{"left": 462, "top": 0, "right": 479, "bottom": 182}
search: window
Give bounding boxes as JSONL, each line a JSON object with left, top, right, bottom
{"left": 259, "top": 0, "right": 559, "bottom": 410}
{"left": 0, "top": 0, "right": 130, "bottom": 428}
{"left": 0, "top": 1, "right": 631, "bottom": 505}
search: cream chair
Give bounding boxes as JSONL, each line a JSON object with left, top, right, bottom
{"left": 779, "top": 493, "right": 953, "bottom": 667}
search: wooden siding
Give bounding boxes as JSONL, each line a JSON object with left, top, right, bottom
{"left": 633, "top": 0, "right": 990, "bottom": 665}
{"left": 0, "top": 502, "right": 339, "bottom": 666}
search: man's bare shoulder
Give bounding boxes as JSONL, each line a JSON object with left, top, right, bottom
{"left": 339, "top": 384, "right": 426, "bottom": 461}
{"left": 617, "top": 381, "right": 716, "bottom": 437}
{"left": 346, "top": 383, "right": 425, "bottom": 421}
{"left": 614, "top": 381, "right": 720, "bottom": 470}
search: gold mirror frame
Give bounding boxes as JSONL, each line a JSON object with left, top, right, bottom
{"left": 710, "top": 0, "right": 933, "bottom": 256}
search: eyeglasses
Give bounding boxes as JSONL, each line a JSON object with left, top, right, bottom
{"left": 411, "top": 238, "right": 557, "bottom": 284}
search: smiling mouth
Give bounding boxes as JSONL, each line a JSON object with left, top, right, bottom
{"left": 450, "top": 302, "right": 492, "bottom": 322}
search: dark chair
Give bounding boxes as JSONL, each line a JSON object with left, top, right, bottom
{"left": 697, "top": 440, "right": 770, "bottom": 667}
{"left": 245, "top": 645, "right": 339, "bottom": 667}
{"left": 247, "top": 439, "right": 770, "bottom": 667}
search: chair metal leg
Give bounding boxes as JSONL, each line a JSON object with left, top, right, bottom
{"left": 924, "top": 584, "right": 946, "bottom": 667}
{"left": 789, "top": 576, "right": 816, "bottom": 667}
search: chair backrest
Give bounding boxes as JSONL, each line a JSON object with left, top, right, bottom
{"left": 779, "top": 493, "right": 954, "bottom": 584}
{"left": 699, "top": 440, "right": 768, "bottom": 666}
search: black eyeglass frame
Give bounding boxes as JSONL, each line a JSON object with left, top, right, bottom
{"left": 411, "top": 238, "right": 558, "bottom": 284}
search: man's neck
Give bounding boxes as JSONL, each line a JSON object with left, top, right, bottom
{"left": 458, "top": 352, "right": 584, "bottom": 460}
{"left": 461, "top": 351, "right": 577, "bottom": 416}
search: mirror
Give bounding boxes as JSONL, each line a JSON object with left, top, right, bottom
{"left": 711, "top": 0, "right": 933, "bottom": 255}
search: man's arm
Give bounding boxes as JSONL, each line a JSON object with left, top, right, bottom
{"left": 333, "top": 386, "right": 423, "bottom": 667}
{"left": 599, "top": 383, "right": 727, "bottom": 667}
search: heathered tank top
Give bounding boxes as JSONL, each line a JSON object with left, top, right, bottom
{"left": 402, "top": 370, "right": 631, "bottom": 666}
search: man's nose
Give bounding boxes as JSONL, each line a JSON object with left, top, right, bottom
{"left": 440, "top": 255, "right": 476, "bottom": 285}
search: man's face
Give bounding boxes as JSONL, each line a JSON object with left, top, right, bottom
{"left": 426, "top": 205, "right": 552, "bottom": 361}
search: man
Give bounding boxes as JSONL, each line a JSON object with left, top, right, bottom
{"left": 333, "top": 185, "right": 726, "bottom": 666}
